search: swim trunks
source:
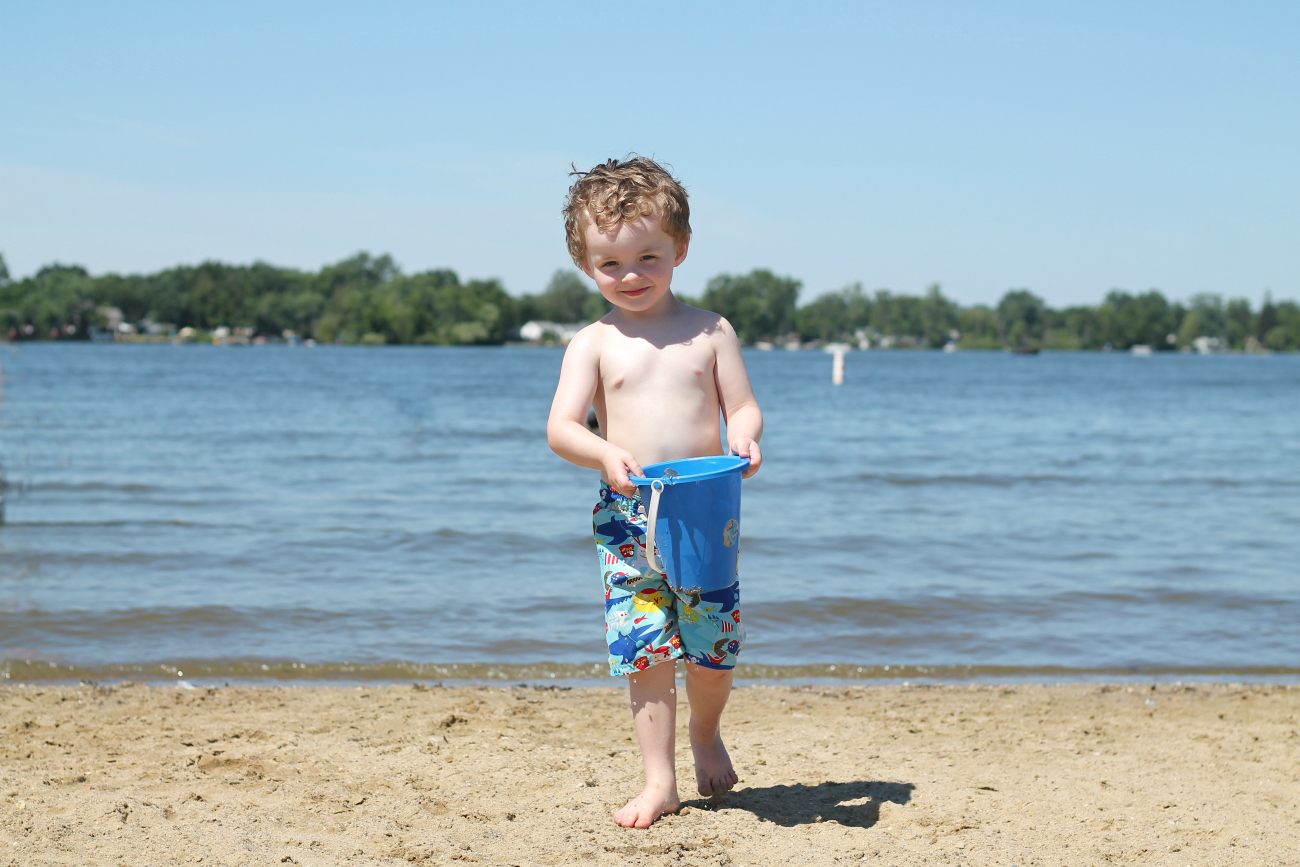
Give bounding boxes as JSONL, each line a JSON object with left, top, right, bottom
{"left": 593, "top": 483, "right": 744, "bottom": 677}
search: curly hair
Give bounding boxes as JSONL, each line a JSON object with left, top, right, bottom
{"left": 563, "top": 156, "right": 691, "bottom": 267}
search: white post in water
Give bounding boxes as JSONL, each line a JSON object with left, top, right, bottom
{"left": 832, "top": 348, "right": 845, "bottom": 385}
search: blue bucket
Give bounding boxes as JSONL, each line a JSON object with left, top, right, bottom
{"left": 628, "top": 455, "right": 749, "bottom": 593}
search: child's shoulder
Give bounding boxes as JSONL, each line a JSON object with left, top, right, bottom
{"left": 561, "top": 319, "right": 607, "bottom": 359}
{"left": 631, "top": 299, "right": 740, "bottom": 342}
{"left": 567, "top": 302, "right": 739, "bottom": 356}
{"left": 676, "top": 301, "right": 733, "bottom": 330}
{"left": 673, "top": 303, "right": 741, "bottom": 347}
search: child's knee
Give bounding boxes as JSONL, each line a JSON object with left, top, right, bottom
{"left": 685, "top": 661, "right": 732, "bottom": 682}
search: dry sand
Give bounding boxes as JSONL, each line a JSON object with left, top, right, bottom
{"left": 2, "top": 681, "right": 1297, "bottom": 866}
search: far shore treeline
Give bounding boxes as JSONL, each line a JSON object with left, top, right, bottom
{"left": 1, "top": 251, "right": 1297, "bottom": 351}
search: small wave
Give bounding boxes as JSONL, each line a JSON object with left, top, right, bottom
{"left": 750, "top": 590, "right": 1297, "bottom": 621}
{"left": 857, "top": 473, "right": 1079, "bottom": 487}
{"left": 851, "top": 473, "right": 1300, "bottom": 490}
{"left": 440, "top": 427, "right": 538, "bottom": 441}
{"left": 3, "top": 519, "right": 214, "bottom": 529}
{"left": 1196, "top": 477, "right": 1300, "bottom": 489}
{"left": 1059, "top": 551, "right": 1118, "bottom": 562}
{"left": 3, "top": 658, "right": 1297, "bottom": 685}
{"left": 2, "top": 605, "right": 270, "bottom": 632}
{"left": 20, "top": 481, "right": 158, "bottom": 493}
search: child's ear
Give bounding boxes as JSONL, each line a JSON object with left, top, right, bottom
{"left": 674, "top": 236, "right": 690, "bottom": 267}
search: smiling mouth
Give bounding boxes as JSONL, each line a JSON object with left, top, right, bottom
{"left": 622, "top": 287, "right": 650, "bottom": 297}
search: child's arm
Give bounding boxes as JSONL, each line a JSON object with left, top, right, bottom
{"left": 547, "top": 326, "right": 645, "bottom": 495}
{"left": 712, "top": 319, "right": 764, "bottom": 478}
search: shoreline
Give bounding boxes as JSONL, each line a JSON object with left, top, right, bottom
{"left": 4, "top": 339, "right": 1297, "bottom": 353}
{"left": 6, "top": 659, "right": 1300, "bottom": 688}
{"left": 3, "top": 682, "right": 1296, "bottom": 866}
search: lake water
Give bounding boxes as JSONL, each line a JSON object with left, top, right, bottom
{"left": 2, "top": 344, "right": 1298, "bottom": 685}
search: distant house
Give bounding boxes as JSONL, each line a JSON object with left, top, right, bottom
{"left": 97, "top": 306, "right": 124, "bottom": 331}
{"left": 1192, "top": 335, "right": 1225, "bottom": 355}
{"left": 519, "top": 320, "right": 586, "bottom": 345}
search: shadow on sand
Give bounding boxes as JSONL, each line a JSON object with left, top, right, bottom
{"left": 693, "top": 780, "right": 915, "bottom": 828}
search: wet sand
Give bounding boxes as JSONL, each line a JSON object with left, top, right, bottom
{"left": 2, "top": 681, "right": 1297, "bottom": 866}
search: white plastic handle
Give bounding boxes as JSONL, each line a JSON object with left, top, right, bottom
{"left": 645, "top": 479, "right": 664, "bottom": 574}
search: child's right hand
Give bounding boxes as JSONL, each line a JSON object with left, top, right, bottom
{"left": 602, "top": 447, "right": 645, "bottom": 497}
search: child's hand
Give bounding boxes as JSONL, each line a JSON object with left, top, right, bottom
{"left": 602, "top": 446, "right": 645, "bottom": 497}
{"left": 730, "top": 437, "right": 762, "bottom": 478}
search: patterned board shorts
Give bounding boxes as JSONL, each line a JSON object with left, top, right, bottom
{"left": 593, "top": 483, "right": 745, "bottom": 677}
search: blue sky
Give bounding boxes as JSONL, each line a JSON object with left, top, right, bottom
{"left": 2, "top": 1, "right": 1296, "bottom": 306}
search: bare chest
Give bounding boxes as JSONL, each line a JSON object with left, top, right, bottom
{"left": 598, "top": 335, "right": 716, "bottom": 397}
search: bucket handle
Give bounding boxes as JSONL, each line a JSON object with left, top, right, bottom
{"left": 645, "top": 479, "right": 664, "bottom": 574}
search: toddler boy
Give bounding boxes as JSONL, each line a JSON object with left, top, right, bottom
{"left": 547, "top": 157, "right": 764, "bottom": 828}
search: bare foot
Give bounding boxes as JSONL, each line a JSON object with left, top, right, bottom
{"left": 690, "top": 729, "right": 738, "bottom": 797}
{"left": 613, "top": 782, "right": 681, "bottom": 829}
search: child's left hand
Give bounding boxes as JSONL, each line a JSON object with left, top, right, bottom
{"left": 730, "top": 437, "right": 762, "bottom": 478}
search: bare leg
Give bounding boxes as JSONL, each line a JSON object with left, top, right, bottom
{"left": 684, "top": 662, "right": 738, "bottom": 797}
{"left": 613, "top": 660, "right": 682, "bottom": 828}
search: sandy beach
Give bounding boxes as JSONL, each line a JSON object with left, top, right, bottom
{"left": 2, "top": 681, "right": 1296, "bottom": 866}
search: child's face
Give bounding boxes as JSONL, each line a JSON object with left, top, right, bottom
{"left": 580, "top": 213, "right": 689, "bottom": 314}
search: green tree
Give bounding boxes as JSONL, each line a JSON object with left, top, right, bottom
{"left": 796, "top": 282, "right": 873, "bottom": 341}
{"left": 312, "top": 254, "right": 406, "bottom": 342}
{"left": 1265, "top": 301, "right": 1300, "bottom": 350}
{"left": 315, "top": 266, "right": 517, "bottom": 346}
{"left": 697, "top": 269, "right": 800, "bottom": 344}
{"left": 868, "top": 290, "right": 899, "bottom": 338}
{"left": 957, "top": 305, "right": 1001, "bottom": 348}
{"left": 1176, "top": 310, "right": 1201, "bottom": 348}
{"left": 519, "top": 270, "right": 608, "bottom": 323}
{"left": 997, "top": 290, "right": 1047, "bottom": 348}
{"left": 1047, "top": 305, "right": 1103, "bottom": 349}
{"left": 1188, "top": 294, "right": 1226, "bottom": 337}
{"left": 1096, "top": 290, "right": 1181, "bottom": 349}
{"left": 314, "top": 253, "right": 399, "bottom": 295}
{"left": 1224, "top": 298, "right": 1254, "bottom": 349}
{"left": 868, "top": 290, "right": 939, "bottom": 345}
{"left": 7, "top": 249, "right": 1300, "bottom": 353}
{"left": 918, "top": 284, "right": 959, "bottom": 347}
{"left": 1, "top": 265, "right": 98, "bottom": 338}
{"left": 1257, "top": 293, "right": 1278, "bottom": 341}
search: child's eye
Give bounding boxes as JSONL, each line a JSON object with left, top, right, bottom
{"left": 601, "top": 261, "right": 618, "bottom": 268}
{"left": 641, "top": 255, "right": 657, "bottom": 261}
